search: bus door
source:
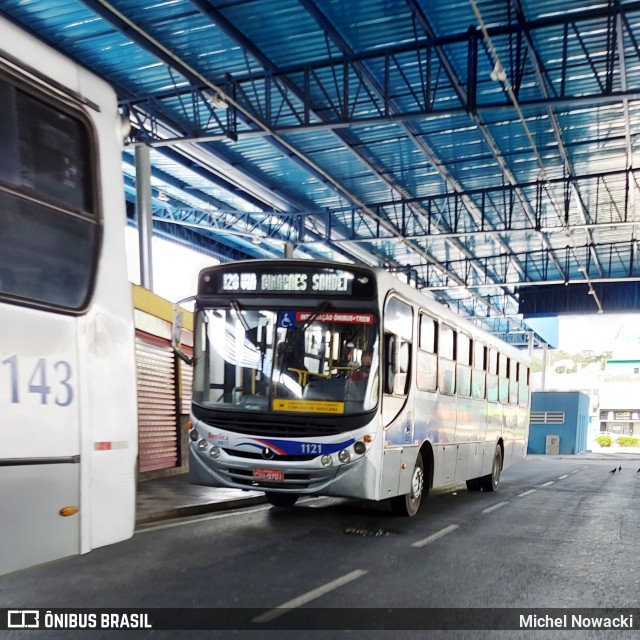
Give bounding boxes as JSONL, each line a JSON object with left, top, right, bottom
{"left": 380, "top": 297, "right": 415, "bottom": 497}
{"left": 0, "top": 307, "right": 81, "bottom": 575}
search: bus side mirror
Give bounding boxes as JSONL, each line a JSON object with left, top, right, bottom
{"left": 171, "top": 309, "right": 183, "bottom": 350}
{"left": 172, "top": 299, "right": 195, "bottom": 366}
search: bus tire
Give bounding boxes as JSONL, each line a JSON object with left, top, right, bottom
{"left": 390, "top": 453, "right": 425, "bottom": 517}
{"left": 480, "top": 446, "right": 502, "bottom": 492}
{"left": 265, "top": 492, "right": 299, "bottom": 508}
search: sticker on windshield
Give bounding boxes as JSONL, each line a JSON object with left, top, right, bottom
{"left": 273, "top": 399, "right": 345, "bottom": 414}
{"left": 295, "top": 312, "right": 374, "bottom": 324}
{"left": 278, "top": 311, "right": 297, "bottom": 328}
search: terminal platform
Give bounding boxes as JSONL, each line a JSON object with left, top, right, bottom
{"left": 135, "top": 474, "right": 266, "bottom": 527}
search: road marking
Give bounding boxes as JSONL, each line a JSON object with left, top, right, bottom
{"left": 483, "top": 501, "right": 508, "bottom": 514}
{"left": 570, "top": 470, "right": 579, "bottom": 474}
{"left": 135, "top": 505, "right": 271, "bottom": 534}
{"left": 252, "top": 569, "right": 367, "bottom": 622}
{"left": 540, "top": 481, "right": 554, "bottom": 487}
{"left": 558, "top": 474, "right": 569, "bottom": 480}
{"left": 411, "top": 524, "right": 459, "bottom": 548}
{"left": 518, "top": 489, "right": 536, "bottom": 497}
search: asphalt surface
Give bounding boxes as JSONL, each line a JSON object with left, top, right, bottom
{"left": 2, "top": 452, "right": 640, "bottom": 639}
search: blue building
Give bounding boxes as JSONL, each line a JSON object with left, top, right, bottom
{"left": 528, "top": 391, "right": 590, "bottom": 455}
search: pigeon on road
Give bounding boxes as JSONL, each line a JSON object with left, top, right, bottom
{"left": 610, "top": 467, "right": 617, "bottom": 474}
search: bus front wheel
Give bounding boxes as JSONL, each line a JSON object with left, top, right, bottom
{"left": 390, "top": 453, "right": 425, "bottom": 517}
{"left": 265, "top": 492, "right": 299, "bottom": 508}
{"left": 480, "top": 446, "right": 502, "bottom": 492}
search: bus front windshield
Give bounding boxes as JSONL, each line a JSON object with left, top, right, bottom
{"left": 193, "top": 306, "right": 379, "bottom": 415}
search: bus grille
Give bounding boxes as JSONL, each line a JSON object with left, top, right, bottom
{"left": 224, "top": 449, "right": 316, "bottom": 462}
{"left": 201, "top": 416, "right": 344, "bottom": 437}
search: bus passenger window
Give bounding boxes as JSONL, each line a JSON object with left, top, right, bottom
{"left": 457, "top": 334, "right": 471, "bottom": 397}
{"left": 472, "top": 341, "right": 486, "bottom": 399}
{"left": 417, "top": 313, "right": 437, "bottom": 392}
{"left": 509, "top": 358, "right": 519, "bottom": 405}
{"left": 385, "top": 334, "right": 411, "bottom": 396}
{"left": 438, "top": 324, "right": 455, "bottom": 395}
{"left": 488, "top": 349, "right": 498, "bottom": 375}
{"left": 383, "top": 297, "right": 413, "bottom": 398}
{"left": 457, "top": 334, "right": 471, "bottom": 366}
{"left": 518, "top": 363, "right": 530, "bottom": 407}
{"left": 487, "top": 348, "right": 499, "bottom": 403}
{"left": 419, "top": 314, "right": 436, "bottom": 352}
{"left": 498, "top": 354, "right": 509, "bottom": 404}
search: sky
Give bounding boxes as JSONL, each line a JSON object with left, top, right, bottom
{"left": 125, "top": 227, "right": 216, "bottom": 303}
{"left": 125, "top": 228, "right": 639, "bottom": 355}
{"left": 557, "top": 314, "right": 638, "bottom": 354}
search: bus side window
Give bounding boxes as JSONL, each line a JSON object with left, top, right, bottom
{"left": 518, "top": 363, "right": 530, "bottom": 407}
{"left": 509, "top": 358, "right": 519, "bottom": 405}
{"left": 457, "top": 333, "right": 471, "bottom": 397}
{"left": 385, "top": 334, "right": 411, "bottom": 396}
{"left": 385, "top": 333, "right": 396, "bottom": 395}
{"left": 472, "top": 340, "right": 486, "bottom": 399}
{"left": 417, "top": 312, "right": 437, "bottom": 392}
{"left": 498, "top": 353, "right": 509, "bottom": 404}
{"left": 487, "top": 348, "right": 498, "bottom": 403}
{"left": 438, "top": 323, "right": 456, "bottom": 395}
{"left": 383, "top": 297, "right": 413, "bottom": 397}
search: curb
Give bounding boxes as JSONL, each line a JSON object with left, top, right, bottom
{"left": 135, "top": 495, "right": 268, "bottom": 527}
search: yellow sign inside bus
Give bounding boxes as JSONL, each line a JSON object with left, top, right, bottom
{"left": 272, "top": 399, "right": 345, "bottom": 414}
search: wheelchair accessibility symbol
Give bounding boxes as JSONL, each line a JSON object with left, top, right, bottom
{"left": 278, "top": 311, "right": 296, "bottom": 328}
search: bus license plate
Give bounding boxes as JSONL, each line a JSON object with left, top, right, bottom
{"left": 253, "top": 468, "right": 284, "bottom": 482}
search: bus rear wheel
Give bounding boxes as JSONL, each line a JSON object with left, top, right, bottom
{"left": 265, "top": 492, "right": 299, "bottom": 508}
{"left": 390, "top": 453, "right": 425, "bottom": 517}
{"left": 480, "top": 446, "right": 502, "bottom": 492}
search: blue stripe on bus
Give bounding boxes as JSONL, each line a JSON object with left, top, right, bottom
{"left": 237, "top": 437, "right": 355, "bottom": 456}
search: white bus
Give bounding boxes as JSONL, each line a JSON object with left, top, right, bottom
{"left": 177, "top": 259, "right": 530, "bottom": 516}
{"left": 0, "top": 17, "right": 137, "bottom": 574}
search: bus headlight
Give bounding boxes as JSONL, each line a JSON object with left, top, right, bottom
{"left": 197, "top": 440, "right": 207, "bottom": 452}
{"left": 338, "top": 449, "right": 351, "bottom": 464}
{"left": 190, "top": 430, "right": 199, "bottom": 442}
{"left": 354, "top": 441, "right": 366, "bottom": 455}
{"left": 209, "top": 445, "right": 221, "bottom": 458}
{"left": 320, "top": 455, "right": 333, "bottom": 467}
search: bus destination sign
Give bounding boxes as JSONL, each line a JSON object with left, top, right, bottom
{"left": 200, "top": 266, "right": 376, "bottom": 298}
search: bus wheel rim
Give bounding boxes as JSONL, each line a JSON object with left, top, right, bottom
{"left": 411, "top": 466, "right": 423, "bottom": 501}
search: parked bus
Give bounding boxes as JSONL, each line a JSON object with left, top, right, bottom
{"left": 177, "top": 259, "right": 530, "bottom": 517}
{"left": 0, "top": 17, "right": 137, "bottom": 574}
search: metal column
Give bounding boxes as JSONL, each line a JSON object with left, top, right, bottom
{"left": 135, "top": 144, "right": 154, "bottom": 291}
{"left": 541, "top": 343, "right": 548, "bottom": 391}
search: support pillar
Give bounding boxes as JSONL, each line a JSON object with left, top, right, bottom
{"left": 135, "top": 144, "right": 154, "bottom": 291}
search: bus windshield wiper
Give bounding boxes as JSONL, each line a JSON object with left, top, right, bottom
{"left": 286, "top": 300, "right": 331, "bottom": 348}
{"left": 230, "top": 299, "right": 256, "bottom": 345}
{"left": 299, "top": 300, "right": 331, "bottom": 334}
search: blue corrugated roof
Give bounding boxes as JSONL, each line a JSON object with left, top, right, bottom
{"left": 3, "top": 0, "right": 640, "bottom": 336}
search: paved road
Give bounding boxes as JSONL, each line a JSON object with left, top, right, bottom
{"left": 1, "top": 455, "right": 639, "bottom": 639}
